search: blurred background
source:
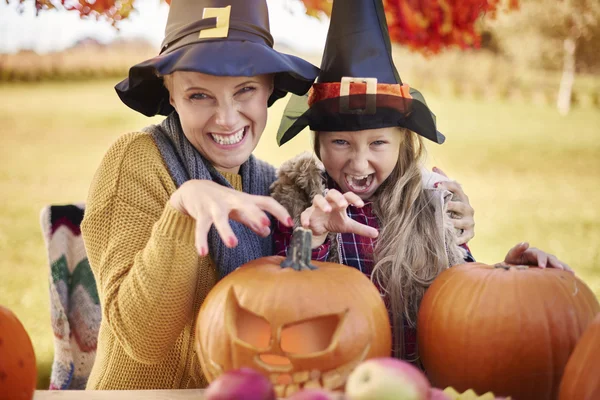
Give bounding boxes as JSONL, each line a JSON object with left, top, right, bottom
{"left": 0, "top": 0, "right": 599, "bottom": 389}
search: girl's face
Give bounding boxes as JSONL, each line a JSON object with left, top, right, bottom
{"left": 168, "top": 71, "right": 273, "bottom": 174}
{"left": 318, "top": 127, "right": 402, "bottom": 200}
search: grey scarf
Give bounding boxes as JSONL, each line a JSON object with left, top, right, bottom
{"left": 144, "top": 113, "right": 276, "bottom": 278}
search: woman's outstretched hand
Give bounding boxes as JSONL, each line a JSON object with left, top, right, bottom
{"left": 169, "top": 180, "right": 293, "bottom": 255}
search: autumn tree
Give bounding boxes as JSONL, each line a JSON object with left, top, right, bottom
{"left": 9, "top": 0, "right": 517, "bottom": 53}
{"left": 488, "top": 0, "right": 600, "bottom": 114}
{"left": 299, "top": 0, "right": 518, "bottom": 54}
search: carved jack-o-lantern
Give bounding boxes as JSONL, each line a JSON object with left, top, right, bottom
{"left": 196, "top": 228, "right": 391, "bottom": 397}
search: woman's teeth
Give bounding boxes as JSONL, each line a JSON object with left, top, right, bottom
{"left": 211, "top": 128, "right": 245, "bottom": 145}
{"left": 346, "top": 174, "right": 373, "bottom": 191}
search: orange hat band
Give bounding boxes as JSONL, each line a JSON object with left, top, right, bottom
{"left": 308, "top": 81, "right": 413, "bottom": 107}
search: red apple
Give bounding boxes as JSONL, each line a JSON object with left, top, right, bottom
{"left": 287, "top": 388, "right": 347, "bottom": 400}
{"left": 345, "top": 358, "right": 430, "bottom": 400}
{"left": 204, "top": 368, "right": 276, "bottom": 400}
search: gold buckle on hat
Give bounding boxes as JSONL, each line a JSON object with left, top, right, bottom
{"left": 199, "top": 6, "right": 231, "bottom": 39}
{"left": 339, "top": 77, "right": 377, "bottom": 115}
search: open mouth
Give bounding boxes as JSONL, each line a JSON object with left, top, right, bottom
{"left": 210, "top": 126, "right": 248, "bottom": 147}
{"left": 344, "top": 173, "right": 374, "bottom": 193}
{"left": 269, "top": 344, "right": 371, "bottom": 397}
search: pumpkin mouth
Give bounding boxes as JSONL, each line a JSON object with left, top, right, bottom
{"left": 270, "top": 343, "right": 371, "bottom": 397}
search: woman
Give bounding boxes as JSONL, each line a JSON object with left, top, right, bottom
{"left": 81, "top": 0, "right": 318, "bottom": 389}
{"left": 81, "top": 0, "right": 474, "bottom": 390}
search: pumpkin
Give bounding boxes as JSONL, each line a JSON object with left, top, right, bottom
{"left": 196, "top": 228, "right": 391, "bottom": 398}
{"left": 558, "top": 312, "right": 600, "bottom": 400}
{"left": 0, "top": 305, "right": 37, "bottom": 400}
{"left": 417, "top": 263, "right": 600, "bottom": 400}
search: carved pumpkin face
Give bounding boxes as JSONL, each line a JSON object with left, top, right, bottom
{"left": 196, "top": 230, "right": 391, "bottom": 397}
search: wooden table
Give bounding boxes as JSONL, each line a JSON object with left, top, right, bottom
{"left": 34, "top": 390, "right": 206, "bottom": 399}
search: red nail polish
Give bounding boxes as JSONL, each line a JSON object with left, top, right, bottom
{"left": 287, "top": 217, "right": 294, "bottom": 227}
{"left": 228, "top": 237, "right": 238, "bottom": 247}
{"left": 198, "top": 246, "right": 207, "bottom": 256}
{"left": 434, "top": 182, "right": 440, "bottom": 188}
{"left": 261, "top": 216, "right": 271, "bottom": 226}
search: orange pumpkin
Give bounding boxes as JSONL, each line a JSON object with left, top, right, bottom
{"left": 559, "top": 313, "right": 600, "bottom": 400}
{"left": 0, "top": 305, "right": 37, "bottom": 400}
{"left": 417, "top": 263, "right": 600, "bottom": 400}
{"left": 196, "top": 228, "right": 391, "bottom": 398}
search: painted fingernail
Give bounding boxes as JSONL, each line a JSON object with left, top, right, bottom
{"left": 287, "top": 217, "right": 294, "bottom": 227}
{"left": 434, "top": 182, "right": 440, "bottom": 188}
{"left": 198, "top": 246, "right": 207, "bottom": 256}
{"left": 261, "top": 216, "right": 271, "bottom": 226}
{"left": 228, "top": 237, "right": 238, "bottom": 247}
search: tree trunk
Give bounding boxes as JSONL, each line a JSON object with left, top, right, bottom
{"left": 557, "top": 36, "right": 576, "bottom": 115}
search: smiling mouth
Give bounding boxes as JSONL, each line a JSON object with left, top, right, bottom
{"left": 210, "top": 126, "right": 247, "bottom": 146}
{"left": 344, "top": 173, "right": 374, "bottom": 193}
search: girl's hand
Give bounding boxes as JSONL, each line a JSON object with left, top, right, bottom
{"left": 433, "top": 167, "right": 475, "bottom": 245}
{"left": 300, "top": 189, "right": 379, "bottom": 248}
{"left": 503, "top": 242, "right": 573, "bottom": 273}
{"left": 169, "top": 180, "right": 293, "bottom": 255}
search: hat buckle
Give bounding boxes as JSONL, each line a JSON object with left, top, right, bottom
{"left": 199, "top": 6, "right": 231, "bottom": 39}
{"left": 339, "top": 76, "right": 377, "bottom": 115}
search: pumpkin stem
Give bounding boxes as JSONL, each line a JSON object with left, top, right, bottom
{"left": 280, "top": 227, "right": 317, "bottom": 271}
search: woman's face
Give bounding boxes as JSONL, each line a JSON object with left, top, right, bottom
{"left": 168, "top": 71, "right": 273, "bottom": 174}
{"left": 317, "top": 127, "right": 402, "bottom": 200}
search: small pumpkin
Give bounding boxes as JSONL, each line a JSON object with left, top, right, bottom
{"left": 558, "top": 312, "right": 600, "bottom": 400}
{"left": 417, "top": 263, "right": 600, "bottom": 400}
{"left": 0, "top": 305, "right": 37, "bottom": 400}
{"left": 196, "top": 228, "right": 391, "bottom": 398}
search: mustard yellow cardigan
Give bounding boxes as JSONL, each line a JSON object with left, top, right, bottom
{"left": 82, "top": 132, "right": 243, "bottom": 389}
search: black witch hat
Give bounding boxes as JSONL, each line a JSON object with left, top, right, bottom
{"left": 115, "top": 0, "right": 320, "bottom": 117}
{"left": 277, "top": 0, "right": 445, "bottom": 146}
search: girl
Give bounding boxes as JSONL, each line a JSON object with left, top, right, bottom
{"left": 271, "top": 0, "right": 570, "bottom": 363}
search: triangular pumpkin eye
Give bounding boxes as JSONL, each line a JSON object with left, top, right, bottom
{"left": 280, "top": 314, "right": 342, "bottom": 355}
{"left": 227, "top": 287, "right": 272, "bottom": 348}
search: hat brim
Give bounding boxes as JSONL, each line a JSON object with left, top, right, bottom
{"left": 115, "top": 41, "right": 320, "bottom": 117}
{"left": 277, "top": 90, "right": 445, "bottom": 146}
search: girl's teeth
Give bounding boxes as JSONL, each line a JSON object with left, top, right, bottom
{"left": 346, "top": 174, "right": 373, "bottom": 191}
{"left": 211, "top": 128, "right": 245, "bottom": 145}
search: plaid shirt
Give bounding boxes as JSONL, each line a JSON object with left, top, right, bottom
{"left": 273, "top": 174, "right": 475, "bottom": 361}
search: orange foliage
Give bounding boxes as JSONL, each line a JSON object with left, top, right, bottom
{"left": 12, "top": 0, "right": 518, "bottom": 53}
{"left": 300, "top": 0, "right": 519, "bottom": 54}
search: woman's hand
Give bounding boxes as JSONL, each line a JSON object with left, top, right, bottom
{"left": 433, "top": 167, "right": 475, "bottom": 245}
{"left": 300, "top": 189, "right": 379, "bottom": 248}
{"left": 169, "top": 180, "right": 293, "bottom": 255}
{"left": 502, "top": 242, "right": 573, "bottom": 272}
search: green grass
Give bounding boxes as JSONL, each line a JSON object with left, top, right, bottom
{"left": 0, "top": 79, "right": 598, "bottom": 389}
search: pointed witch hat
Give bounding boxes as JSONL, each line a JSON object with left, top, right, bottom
{"left": 276, "top": 0, "right": 445, "bottom": 146}
{"left": 115, "top": 0, "right": 319, "bottom": 117}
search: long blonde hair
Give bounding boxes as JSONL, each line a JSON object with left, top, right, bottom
{"left": 315, "top": 128, "right": 448, "bottom": 360}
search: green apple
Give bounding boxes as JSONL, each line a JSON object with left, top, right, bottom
{"left": 345, "top": 358, "right": 430, "bottom": 400}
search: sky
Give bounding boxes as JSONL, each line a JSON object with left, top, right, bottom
{"left": 0, "top": 0, "right": 329, "bottom": 54}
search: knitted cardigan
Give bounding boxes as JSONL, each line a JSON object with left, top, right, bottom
{"left": 70, "top": 132, "right": 276, "bottom": 389}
